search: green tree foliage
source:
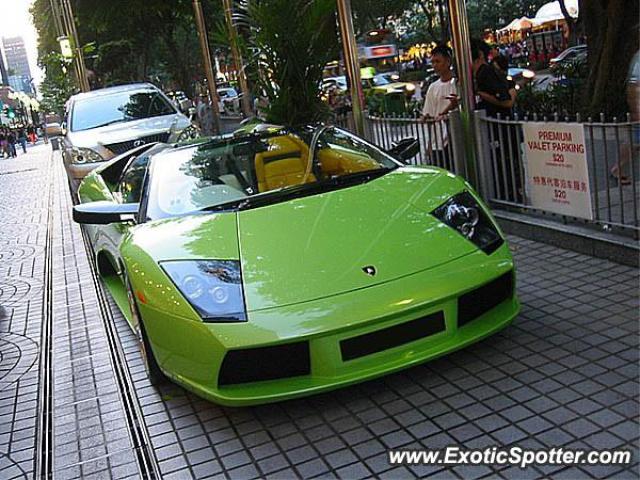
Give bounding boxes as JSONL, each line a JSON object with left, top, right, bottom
{"left": 351, "top": 0, "right": 414, "bottom": 35}
{"left": 94, "top": 40, "right": 138, "bottom": 86}
{"left": 38, "top": 53, "right": 75, "bottom": 116}
{"left": 31, "top": 0, "right": 224, "bottom": 95}
{"left": 466, "top": 0, "right": 547, "bottom": 37}
{"left": 393, "top": 1, "right": 449, "bottom": 46}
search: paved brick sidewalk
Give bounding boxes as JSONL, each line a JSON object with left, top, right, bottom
{"left": 0, "top": 146, "right": 51, "bottom": 479}
{"left": 1, "top": 146, "right": 638, "bottom": 479}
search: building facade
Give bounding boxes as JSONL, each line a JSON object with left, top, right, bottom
{"left": 2, "top": 36, "right": 32, "bottom": 93}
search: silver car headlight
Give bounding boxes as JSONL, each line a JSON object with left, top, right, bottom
{"left": 177, "top": 125, "right": 200, "bottom": 143}
{"left": 71, "top": 147, "right": 104, "bottom": 164}
{"left": 161, "top": 260, "right": 246, "bottom": 322}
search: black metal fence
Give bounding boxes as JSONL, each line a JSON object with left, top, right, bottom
{"left": 475, "top": 111, "right": 640, "bottom": 238}
{"left": 332, "top": 112, "right": 462, "bottom": 175}
{"left": 332, "top": 110, "right": 639, "bottom": 239}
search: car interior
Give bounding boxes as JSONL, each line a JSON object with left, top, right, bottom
{"left": 97, "top": 130, "right": 386, "bottom": 219}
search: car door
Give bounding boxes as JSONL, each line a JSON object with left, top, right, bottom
{"left": 88, "top": 146, "right": 155, "bottom": 276}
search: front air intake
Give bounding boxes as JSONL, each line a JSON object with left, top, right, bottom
{"left": 458, "top": 270, "right": 514, "bottom": 328}
{"left": 218, "top": 341, "right": 310, "bottom": 386}
{"left": 340, "top": 311, "right": 446, "bottom": 361}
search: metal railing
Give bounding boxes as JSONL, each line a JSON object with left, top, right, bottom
{"left": 332, "top": 112, "right": 466, "bottom": 177}
{"left": 332, "top": 109, "right": 639, "bottom": 239}
{"left": 474, "top": 110, "right": 640, "bottom": 238}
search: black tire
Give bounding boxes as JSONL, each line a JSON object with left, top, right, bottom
{"left": 138, "top": 320, "right": 166, "bottom": 386}
{"left": 125, "top": 276, "right": 166, "bottom": 386}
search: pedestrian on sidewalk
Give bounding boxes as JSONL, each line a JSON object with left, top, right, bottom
{"left": 7, "top": 129, "right": 17, "bottom": 158}
{"left": 0, "top": 128, "right": 6, "bottom": 158}
{"left": 17, "top": 127, "right": 27, "bottom": 154}
{"left": 611, "top": 49, "right": 639, "bottom": 186}
{"left": 27, "top": 124, "right": 37, "bottom": 144}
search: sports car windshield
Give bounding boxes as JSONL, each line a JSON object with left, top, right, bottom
{"left": 145, "top": 127, "right": 400, "bottom": 220}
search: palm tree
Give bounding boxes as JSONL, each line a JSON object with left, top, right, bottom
{"left": 232, "top": 0, "right": 340, "bottom": 126}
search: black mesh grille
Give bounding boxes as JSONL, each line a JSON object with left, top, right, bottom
{"left": 340, "top": 311, "right": 446, "bottom": 362}
{"left": 458, "top": 271, "right": 514, "bottom": 328}
{"left": 218, "top": 341, "right": 310, "bottom": 386}
{"left": 104, "top": 132, "right": 170, "bottom": 155}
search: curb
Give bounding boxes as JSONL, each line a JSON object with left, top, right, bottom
{"left": 494, "top": 210, "right": 639, "bottom": 268}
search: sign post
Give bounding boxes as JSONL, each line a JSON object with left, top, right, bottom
{"left": 522, "top": 122, "right": 593, "bottom": 220}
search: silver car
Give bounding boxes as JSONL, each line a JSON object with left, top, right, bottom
{"left": 60, "top": 83, "right": 196, "bottom": 190}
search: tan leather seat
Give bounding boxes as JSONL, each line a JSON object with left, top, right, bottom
{"left": 254, "top": 135, "right": 316, "bottom": 192}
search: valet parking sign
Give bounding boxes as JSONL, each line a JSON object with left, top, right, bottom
{"left": 522, "top": 122, "right": 593, "bottom": 220}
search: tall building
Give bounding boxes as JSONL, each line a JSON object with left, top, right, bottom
{"left": 2, "top": 36, "right": 32, "bottom": 93}
{"left": 0, "top": 52, "right": 7, "bottom": 86}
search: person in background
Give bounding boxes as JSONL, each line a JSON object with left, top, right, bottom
{"left": 7, "top": 129, "right": 17, "bottom": 158}
{"left": 17, "top": 127, "right": 27, "bottom": 154}
{"left": 26, "top": 124, "right": 36, "bottom": 144}
{"left": 611, "top": 49, "right": 640, "bottom": 185}
{"left": 493, "top": 55, "right": 517, "bottom": 113}
{"left": 471, "top": 40, "right": 512, "bottom": 118}
{"left": 0, "top": 128, "right": 6, "bottom": 158}
{"left": 472, "top": 39, "right": 522, "bottom": 202}
{"left": 419, "top": 44, "right": 458, "bottom": 162}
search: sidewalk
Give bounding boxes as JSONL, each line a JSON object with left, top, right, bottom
{"left": 0, "top": 145, "right": 638, "bottom": 479}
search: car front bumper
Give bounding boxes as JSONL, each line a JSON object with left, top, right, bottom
{"left": 138, "top": 244, "right": 519, "bottom": 406}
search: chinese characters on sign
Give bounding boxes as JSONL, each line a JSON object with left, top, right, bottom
{"left": 522, "top": 123, "right": 593, "bottom": 220}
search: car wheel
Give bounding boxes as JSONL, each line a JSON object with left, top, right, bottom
{"left": 125, "top": 276, "right": 166, "bottom": 386}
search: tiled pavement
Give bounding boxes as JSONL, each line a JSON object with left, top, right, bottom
{"left": 0, "top": 145, "right": 638, "bottom": 479}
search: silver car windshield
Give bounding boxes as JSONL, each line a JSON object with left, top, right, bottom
{"left": 71, "top": 90, "right": 176, "bottom": 132}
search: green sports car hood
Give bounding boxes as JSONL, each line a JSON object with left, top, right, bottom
{"left": 126, "top": 166, "right": 485, "bottom": 313}
{"left": 238, "top": 166, "right": 479, "bottom": 311}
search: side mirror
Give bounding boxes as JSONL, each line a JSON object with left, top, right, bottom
{"left": 73, "top": 201, "right": 139, "bottom": 225}
{"left": 388, "top": 138, "right": 420, "bottom": 162}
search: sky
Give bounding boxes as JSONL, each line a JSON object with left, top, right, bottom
{"left": 2, "top": 0, "right": 44, "bottom": 89}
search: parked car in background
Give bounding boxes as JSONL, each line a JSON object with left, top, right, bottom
{"left": 550, "top": 45, "right": 587, "bottom": 73}
{"left": 321, "top": 74, "right": 416, "bottom": 99}
{"left": 166, "top": 90, "right": 194, "bottom": 115}
{"left": 61, "top": 83, "right": 196, "bottom": 192}
{"left": 369, "top": 73, "right": 416, "bottom": 99}
{"left": 218, "top": 87, "right": 240, "bottom": 114}
{"left": 507, "top": 67, "right": 536, "bottom": 88}
{"left": 322, "top": 76, "right": 348, "bottom": 93}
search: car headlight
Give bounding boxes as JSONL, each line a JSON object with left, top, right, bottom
{"left": 432, "top": 191, "right": 503, "bottom": 255}
{"left": 161, "top": 260, "right": 246, "bottom": 322}
{"left": 406, "top": 83, "right": 416, "bottom": 92}
{"left": 177, "top": 125, "right": 200, "bottom": 143}
{"left": 71, "top": 147, "right": 104, "bottom": 164}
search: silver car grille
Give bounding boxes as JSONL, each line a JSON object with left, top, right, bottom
{"left": 104, "top": 132, "right": 170, "bottom": 155}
